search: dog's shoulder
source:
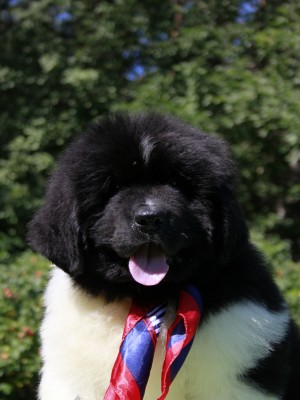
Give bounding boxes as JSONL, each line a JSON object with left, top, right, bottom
{"left": 40, "top": 267, "right": 130, "bottom": 400}
{"left": 185, "top": 300, "right": 290, "bottom": 399}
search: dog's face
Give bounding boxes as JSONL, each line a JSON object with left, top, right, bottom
{"left": 28, "top": 113, "right": 247, "bottom": 299}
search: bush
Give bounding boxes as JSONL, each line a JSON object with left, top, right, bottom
{"left": 0, "top": 252, "right": 49, "bottom": 400}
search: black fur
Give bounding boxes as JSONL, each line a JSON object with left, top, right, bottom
{"left": 27, "top": 112, "right": 300, "bottom": 398}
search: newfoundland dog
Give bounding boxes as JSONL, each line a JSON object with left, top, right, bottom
{"left": 28, "top": 113, "right": 299, "bottom": 400}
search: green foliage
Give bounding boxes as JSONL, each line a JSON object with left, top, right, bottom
{"left": 0, "top": 0, "right": 299, "bottom": 398}
{"left": 0, "top": 252, "right": 49, "bottom": 399}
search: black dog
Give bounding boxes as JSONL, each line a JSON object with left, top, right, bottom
{"left": 28, "top": 113, "right": 300, "bottom": 400}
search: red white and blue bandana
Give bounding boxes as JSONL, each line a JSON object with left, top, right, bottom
{"left": 104, "top": 285, "right": 203, "bottom": 400}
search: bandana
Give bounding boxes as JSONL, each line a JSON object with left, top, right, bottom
{"left": 104, "top": 285, "right": 202, "bottom": 400}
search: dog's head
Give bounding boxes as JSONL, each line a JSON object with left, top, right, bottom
{"left": 27, "top": 113, "right": 248, "bottom": 298}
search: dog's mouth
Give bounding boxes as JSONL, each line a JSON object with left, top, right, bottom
{"left": 128, "top": 243, "right": 169, "bottom": 286}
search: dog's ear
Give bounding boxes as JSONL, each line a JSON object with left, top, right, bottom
{"left": 213, "top": 182, "right": 249, "bottom": 265}
{"left": 195, "top": 134, "right": 249, "bottom": 265}
{"left": 27, "top": 174, "right": 84, "bottom": 276}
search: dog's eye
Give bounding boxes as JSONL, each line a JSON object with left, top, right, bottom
{"left": 170, "top": 180, "right": 178, "bottom": 187}
{"left": 108, "top": 178, "right": 121, "bottom": 192}
{"left": 111, "top": 183, "right": 121, "bottom": 192}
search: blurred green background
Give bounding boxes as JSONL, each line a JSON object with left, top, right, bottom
{"left": 0, "top": 1, "right": 300, "bottom": 398}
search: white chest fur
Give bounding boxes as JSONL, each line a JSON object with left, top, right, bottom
{"left": 39, "top": 268, "right": 289, "bottom": 400}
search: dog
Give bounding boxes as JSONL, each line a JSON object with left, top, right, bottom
{"left": 28, "top": 113, "right": 300, "bottom": 399}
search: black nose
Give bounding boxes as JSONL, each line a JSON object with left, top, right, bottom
{"left": 134, "top": 208, "right": 166, "bottom": 233}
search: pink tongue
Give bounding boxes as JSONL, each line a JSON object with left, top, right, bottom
{"left": 129, "top": 244, "right": 169, "bottom": 286}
